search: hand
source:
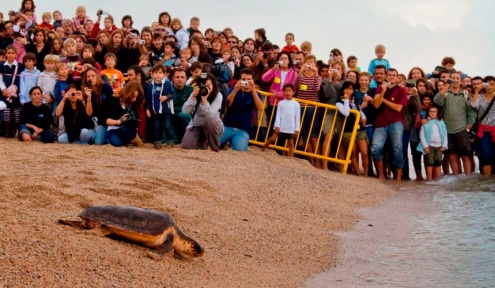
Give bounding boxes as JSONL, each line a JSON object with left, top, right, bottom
{"left": 84, "top": 87, "right": 92, "bottom": 98}
{"left": 22, "top": 133, "right": 32, "bottom": 142}
{"left": 439, "top": 147, "right": 447, "bottom": 152}
{"left": 159, "top": 95, "right": 168, "bottom": 102}
{"left": 381, "top": 81, "right": 388, "bottom": 92}
{"left": 274, "top": 127, "right": 280, "bottom": 134}
{"left": 474, "top": 85, "right": 483, "bottom": 94}
{"left": 440, "top": 83, "right": 449, "bottom": 95}
{"left": 75, "top": 91, "right": 83, "bottom": 101}
{"left": 16, "top": 37, "right": 27, "bottom": 45}
{"left": 34, "top": 126, "right": 43, "bottom": 134}
{"left": 327, "top": 69, "right": 334, "bottom": 80}
{"left": 234, "top": 81, "right": 242, "bottom": 91}
{"left": 191, "top": 85, "right": 200, "bottom": 98}
{"left": 424, "top": 147, "right": 430, "bottom": 154}
{"left": 361, "top": 118, "right": 367, "bottom": 126}
{"left": 413, "top": 87, "right": 418, "bottom": 96}
{"left": 272, "top": 63, "right": 279, "bottom": 71}
{"left": 248, "top": 80, "right": 256, "bottom": 91}
{"left": 268, "top": 90, "right": 276, "bottom": 98}
{"left": 2, "top": 89, "right": 8, "bottom": 97}
{"left": 294, "top": 131, "right": 299, "bottom": 138}
{"left": 421, "top": 119, "right": 428, "bottom": 125}
{"left": 146, "top": 109, "right": 151, "bottom": 118}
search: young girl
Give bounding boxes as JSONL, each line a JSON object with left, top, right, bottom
{"left": 20, "top": 0, "right": 37, "bottom": 23}
{"left": 417, "top": 106, "right": 448, "bottom": 181}
{"left": 157, "top": 12, "right": 172, "bottom": 33}
{"left": 336, "top": 80, "right": 369, "bottom": 176}
{"left": 0, "top": 46, "right": 25, "bottom": 137}
{"left": 50, "top": 37, "right": 64, "bottom": 56}
{"left": 12, "top": 13, "right": 33, "bottom": 62}
{"left": 262, "top": 84, "right": 300, "bottom": 157}
{"left": 170, "top": 18, "right": 189, "bottom": 50}
{"left": 72, "top": 5, "right": 89, "bottom": 33}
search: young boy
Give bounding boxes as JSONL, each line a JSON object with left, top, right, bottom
{"left": 281, "top": 33, "right": 299, "bottom": 53}
{"left": 368, "top": 44, "right": 391, "bottom": 88}
{"left": 138, "top": 53, "right": 152, "bottom": 78}
{"left": 347, "top": 55, "right": 361, "bottom": 72}
{"left": 175, "top": 47, "right": 194, "bottom": 68}
{"left": 0, "top": 50, "right": 6, "bottom": 62}
{"left": 186, "top": 62, "right": 202, "bottom": 85}
{"left": 162, "top": 40, "right": 178, "bottom": 67}
{"left": 0, "top": 45, "right": 25, "bottom": 137}
{"left": 262, "top": 84, "right": 300, "bottom": 157}
{"left": 417, "top": 106, "right": 448, "bottom": 181}
{"left": 221, "top": 48, "right": 235, "bottom": 75}
{"left": 37, "top": 54, "right": 60, "bottom": 110}
{"left": 38, "top": 12, "right": 53, "bottom": 30}
{"left": 186, "top": 17, "right": 200, "bottom": 35}
{"left": 53, "top": 63, "right": 70, "bottom": 110}
{"left": 145, "top": 64, "right": 177, "bottom": 149}
{"left": 60, "top": 38, "right": 82, "bottom": 78}
{"left": 19, "top": 52, "right": 41, "bottom": 105}
{"left": 52, "top": 10, "right": 63, "bottom": 30}
{"left": 101, "top": 53, "right": 125, "bottom": 95}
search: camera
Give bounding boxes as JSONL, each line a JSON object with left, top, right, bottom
{"left": 71, "top": 92, "right": 76, "bottom": 97}
{"left": 262, "top": 52, "right": 268, "bottom": 59}
{"left": 124, "top": 109, "right": 137, "bottom": 122}
{"left": 447, "top": 79, "right": 458, "bottom": 84}
{"left": 305, "top": 64, "right": 313, "bottom": 69}
{"left": 483, "top": 83, "right": 489, "bottom": 88}
{"left": 277, "top": 60, "right": 283, "bottom": 66}
{"left": 229, "top": 56, "right": 236, "bottom": 62}
{"left": 198, "top": 72, "right": 209, "bottom": 97}
{"left": 386, "top": 82, "right": 392, "bottom": 88}
{"left": 329, "top": 52, "right": 333, "bottom": 59}
{"left": 293, "top": 60, "right": 299, "bottom": 65}
{"left": 138, "top": 39, "right": 145, "bottom": 45}
{"left": 241, "top": 80, "right": 249, "bottom": 87}
{"left": 405, "top": 83, "right": 415, "bottom": 88}
{"left": 97, "top": 10, "right": 108, "bottom": 16}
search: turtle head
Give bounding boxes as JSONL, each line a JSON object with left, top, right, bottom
{"left": 173, "top": 235, "right": 204, "bottom": 259}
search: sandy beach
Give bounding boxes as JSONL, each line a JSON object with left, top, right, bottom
{"left": 0, "top": 138, "right": 390, "bottom": 287}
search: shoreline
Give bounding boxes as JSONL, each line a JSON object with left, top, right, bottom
{"left": 0, "top": 138, "right": 390, "bottom": 287}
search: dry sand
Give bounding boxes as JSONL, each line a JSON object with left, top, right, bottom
{"left": 0, "top": 138, "right": 390, "bottom": 287}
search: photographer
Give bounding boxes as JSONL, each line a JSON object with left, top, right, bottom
{"left": 55, "top": 84, "right": 94, "bottom": 144}
{"left": 105, "top": 81, "right": 144, "bottom": 147}
{"left": 181, "top": 73, "right": 224, "bottom": 151}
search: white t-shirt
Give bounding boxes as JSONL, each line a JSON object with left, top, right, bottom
{"left": 274, "top": 99, "right": 301, "bottom": 134}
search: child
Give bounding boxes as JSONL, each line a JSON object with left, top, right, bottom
{"left": 60, "top": 38, "right": 83, "bottom": 81}
{"left": 0, "top": 50, "right": 6, "bottom": 62}
{"left": 37, "top": 54, "right": 60, "bottom": 110}
{"left": 186, "top": 16, "right": 200, "bottom": 35}
{"left": 72, "top": 5, "right": 89, "bottom": 32}
{"left": 80, "top": 44, "right": 102, "bottom": 71}
{"left": 101, "top": 53, "right": 125, "bottom": 95}
{"left": 300, "top": 41, "right": 312, "bottom": 56}
{"left": 174, "top": 47, "right": 194, "bottom": 69}
{"left": 262, "top": 84, "right": 300, "bottom": 157}
{"left": 138, "top": 54, "right": 152, "bottom": 78}
{"left": 281, "top": 33, "right": 299, "bottom": 53}
{"left": 19, "top": 52, "right": 41, "bottom": 105}
{"left": 417, "top": 106, "right": 448, "bottom": 181}
{"left": 161, "top": 40, "right": 178, "bottom": 67}
{"left": 347, "top": 55, "right": 361, "bottom": 72}
{"left": 121, "top": 15, "right": 133, "bottom": 32}
{"left": 20, "top": 0, "right": 37, "bottom": 23}
{"left": 186, "top": 62, "right": 202, "bottom": 85}
{"left": 145, "top": 64, "right": 177, "bottom": 149}
{"left": 368, "top": 44, "right": 391, "bottom": 88}
{"left": 149, "top": 33, "right": 165, "bottom": 66}
{"left": 53, "top": 62, "right": 70, "bottom": 110}
{"left": 220, "top": 48, "right": 235, "bottom": 76}
{"left": 52, "top": 10, "right": 63, "bottom": 30}
{"left": 38, "top": 12, "right": 53, "bottom": 30}
{"left": 12, "top": 13, "right": 33, "bottom": 62}
{"left": 0, "top": 45, "right": 25, "bottom": 137}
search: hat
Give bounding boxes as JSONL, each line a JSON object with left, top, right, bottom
{"left": 406, "top": 79, "right": 416, "bottom": 87}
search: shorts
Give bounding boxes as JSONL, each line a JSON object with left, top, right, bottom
{"left": 277, "top": 132, "right": 295, "bottom": 146}
{"left": 322, "top": 111, "right": 343, "bottom": 136}
{"left": 343, "top": 130, "right": 369, "bottom": 148}
{"left": 299, "top": 106, "right": 321, "bottom": 140}
{"left": 424, "top": 146, "right": 443, "bottom": 167}
{"left": 447, "top": 130, "right": 471, "bottom": 156}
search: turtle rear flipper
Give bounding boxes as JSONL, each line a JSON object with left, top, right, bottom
{"left": 58, "top": 219, "right": 85, "bottom": 229}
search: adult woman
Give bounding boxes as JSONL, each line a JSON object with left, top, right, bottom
{"left": 471, "top": 76, "right": 495, "bottom": 176}
{"left": 261, "top": 51, "right": 297, "bottom": 129}
{"left": 97, "top": 29, "right": 138, "bottom": 73}
{"left": 188, "top": 36, "right": 213, "bottom": 65}
{"left": 95, "top": 30, "right": 110, "bottom": 54}
{"left": 105, "top": 81, "right": 144, "bottom": 147}
{"left": 138, "top": 27, "right": 153, "bottom": 55}
{"left": 157, "top": 11, "right": 173, "bottom": 34}
{"left": 74, "top": 34, "right": 86, "bottom": 53}
{"left": 409, "top": 78, "right": 431, "bottom": 180}
{"left": 81, "top": 67, "right": 114, "bottom": 145}
{"left": 329, "top": 48, "right": 343, "bottom": 65}
{"left": 407, "top": 67, "right": 426, "bottom": 81}
{"left": 336, "top": 80, "right": 369, "bottom": 176}
{"left": 50, "top": 37, "right": 64, "bottom": 56}
{"left": 55, "top": 84, "right": 94, "bottom": 144}
{"left": 181, "top": 73, "right": 223, "bottom": 151}
{"left": 208, "top": 36, "right": 223, "bottom": 62}
{"left": 126, "top": 65, "right": 148, "bottom": 141}
{"left": 170, "top": 18, "right": 189, "bottom": 50}
{"left": 18, "top": 86, "right": 54, "bottom": 143}
{"left": 26, "top": 28, "right": 51, "bottom": 71}
{"left": 346, "top": 70, "right": 358, "bottom": 86}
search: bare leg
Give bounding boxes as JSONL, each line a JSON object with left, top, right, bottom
{"left": 469, "top": 153, "right": 476, "bottom": 173}
{"left": 481, "top": 165, "right": 492, "bottom": 176}
{"left": 426, "top": 166, "right": 433, "bottom": 181}
{"left": 396, "top": 168, "right": 402, "bottom": 182}
{"left": 449, "top": 154, "right": 460, "bottom": 175}
{"left": 461, "top": 155, "right": 472, "bottom": 176}
{"left": 433, "top": 166, "right": 442, "bottom": 180}
{"left": 287, "top": 139, "right": 294, "bottom": 157}
{"left": 320, "top": 133, "right": 332, "bottom": 170}
{"left": 262, "top": 132, "right": 278, "bottom": 151}
{"left": 442, "top": 156, "right": 450, "bottom": 174}
{"left": 358, "top": 139, "right": 369, "bottom": 177}
{"left": 350, "top": 146, "right": 361, "bottom": 176}
{"left": 457, "top": 155, "right": 463, "bottom": 174}
{"left": 376, "top": 160, "right": 385, "bottom": 180}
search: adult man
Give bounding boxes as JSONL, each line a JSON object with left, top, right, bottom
{"left": 0, "top": 21, "right": 14, "bottom": 50}
{"left": 62, "top": 19, "right": 74, "bottom": 39}
{"left": 472, "top": 76, "right": 484, "bottom": 93}
{"left": 220, "top": 68, "right": 263, "bottom": 151}
{"left": 434, "top": 71, "right": 476, "bottom": 175}
{"left": 171, "top": 68, "right": 194, "bottom": 142}
{"left": 371, "top": 68, "right": 408, "bottom": 181}
{"left": 292, "top": 51, "right": 305, "bottom": 73}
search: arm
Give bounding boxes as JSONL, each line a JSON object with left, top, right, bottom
{"left": 433, "top": 91, "right": 447, "bottom": 106}
{"left": 419, "top": 125, "right": 428, "bottom": 150}
{"left": 295, "top": 103, "right": 301, "bottom": 132}
{"left": 55, "top": 96, "right": 67, "bottom": 117}
{"left": 226, "top": 86, "right": 239, "bottom": 107}
{"left": 19, "top": 72, "right": 28, "bottom": 104}
{"left": 181, "top": 92, "right": 197, "bottom": 114}
{"left": 336, "top": 100, "right": 350, "bottom": 116}
{"left": 373, "top": 85, "right": 386, "bottom": 108}
{"left": 261, "top": 68, "right": 275, "bottom": 83}
{"left": 274, "top": 104, "right": 282, "bottom": 129}
{"left": 252, "top": 90, "right": 264, "bottom": 111}
{"left": 381, "top": 98, "right": 403, "bottom": 112}
{"left": 0, "top": 72, "right": 6, "bottom": 91}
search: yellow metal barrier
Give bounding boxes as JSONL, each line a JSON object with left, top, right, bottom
{"left": 250, "top": 91, "right": 362, "bottom": 174}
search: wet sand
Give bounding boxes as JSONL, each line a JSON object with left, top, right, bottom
{"left": 0, "top": 138, "right": 390, "bottom": 287}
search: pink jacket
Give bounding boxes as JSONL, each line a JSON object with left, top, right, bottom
{"left": 261, "top": 68, "right": 298, "bottom": 106}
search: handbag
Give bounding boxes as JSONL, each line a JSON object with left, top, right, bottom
{"left": 469, "top": 95, "right": 495, "bottom": 142}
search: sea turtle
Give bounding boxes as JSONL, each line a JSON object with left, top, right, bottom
{"left": 59, "top": 205, "right": 204, "bottom": 259}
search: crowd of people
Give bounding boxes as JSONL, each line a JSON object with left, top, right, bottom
{"left": 1, "top": 1, "right": 494, "bottom": 180}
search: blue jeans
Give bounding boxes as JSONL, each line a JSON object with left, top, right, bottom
{"left": 107, "top": 127, "right": 137, "bottom": 147}
{"left": 220, "top": 126, "right": 249, "bottom": 151}
{"left": 94, "top": 125, "right": 107, "bottom": 145}
{"left": 371, "top": 121, "right": 404, "bottom": 169}
{"left": 402, "top": 129, "right": 411, "bottom": 178}
{"left": 58, "top": 129, "right": 95, "bottom": 144}
{"left": 478, "top": 131, "right": 495, "bottom": 167}
{"left": 152, "top": 113, "right": 177, "bottom": 144}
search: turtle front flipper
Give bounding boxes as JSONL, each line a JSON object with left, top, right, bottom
{"left": 58, "top": 219, "right": 85, "bottom": 229}
{"left": 153, "top": 233, "right": 174, "bottom": 255}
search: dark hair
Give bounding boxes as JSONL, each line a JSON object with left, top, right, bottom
{"left": 81, "top": 58, "right": 96, "bottom": 67}
{"left": 339, "top": 80, "right": 355, "bottom": 96}
{"left": 261, "top": 41, "right": 273, "bottom": 52}
{"left": 283, "top": 83, "right": 295, "bottom": 91}
{"left": 483, "top": 75, "right": 495, "bottom": 83}
{"left": 158, "top": 11, "right": 171, "bottom": 26}
{"left": 472, "top": 76, "right": 483, "bottom": 82}
{"left": 276, "top": 51, "right": 293, "bottom": 68}
{"left": 239, "top": 68, "right": 254, "bottom": 77}
{"left": 29, "top": 86, "right": 42, "bottom": 95}
{"left": 122, "top": 15, "right": 133, "bottom": 27}
{"left": 127, "top": 65, "right": 147, "bottom": 87}
{"left": 151, "top": 63, "right": 167, "bottom": 73}
{"left": 23, "top": 52, "right": 37, "bottom": 63}
{"left": 441, "top": 56, "right": 455, "bottom": 66}
{"left": 21, "top": 0, "right": 36, "bottom": 11}
{"left": 318, "top": 64, "right": 330, "bottom": 75}
{"left": 191, "top": 72, "right": 219, "bottom": 104}
{"left": 387, "top": 68, "right": 399, "bottom": 75}
{"left": 164, "top": 40, "right": 176, "bottom": 50}
{"left": 190, "top": 61, "right": 202, "bottom": 71}
{"left": 374, "top": 65, "right": 387, "bottom": 74}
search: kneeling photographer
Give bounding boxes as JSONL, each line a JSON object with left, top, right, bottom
{"left": 105, "top": 82, "right": 144, "bottom": 147}
{"left": 181, "top": 72, "right": 224, "bottom": 151}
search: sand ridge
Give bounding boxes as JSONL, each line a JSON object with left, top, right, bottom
{"left": 0, "top": 138, "right": 389, "bottom": 287}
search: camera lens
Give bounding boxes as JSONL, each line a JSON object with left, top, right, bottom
{"left": 71, "top": 92, "right": 76, "bottom": 96}
{"left": 199, "top": 86, "right": 209, "bottom": 96}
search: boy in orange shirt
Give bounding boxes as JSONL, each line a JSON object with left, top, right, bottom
{"left": 101, "top": 53, "right": 124, "bottom": 95}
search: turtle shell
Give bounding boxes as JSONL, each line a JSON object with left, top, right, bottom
{"left": 80, "top": 206, "right": 176, "bottom": 237}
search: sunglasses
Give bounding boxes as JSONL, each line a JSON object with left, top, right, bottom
{"left": 228, "top": 41, "right": 237, "bottom": 44}
{"left": 154, "top": 29, "right": 165, "bottom": 32}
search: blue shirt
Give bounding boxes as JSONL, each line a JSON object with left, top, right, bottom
{"left": 223, "top": 88, "right": 263, "bottom": 136}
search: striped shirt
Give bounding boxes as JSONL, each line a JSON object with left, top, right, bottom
{"left": 295, "top": 74, "right": 322, "bottom": 103}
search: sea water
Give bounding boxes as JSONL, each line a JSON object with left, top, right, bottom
{"left": 307, "top": 175, "right": 495, "bottom": 288}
